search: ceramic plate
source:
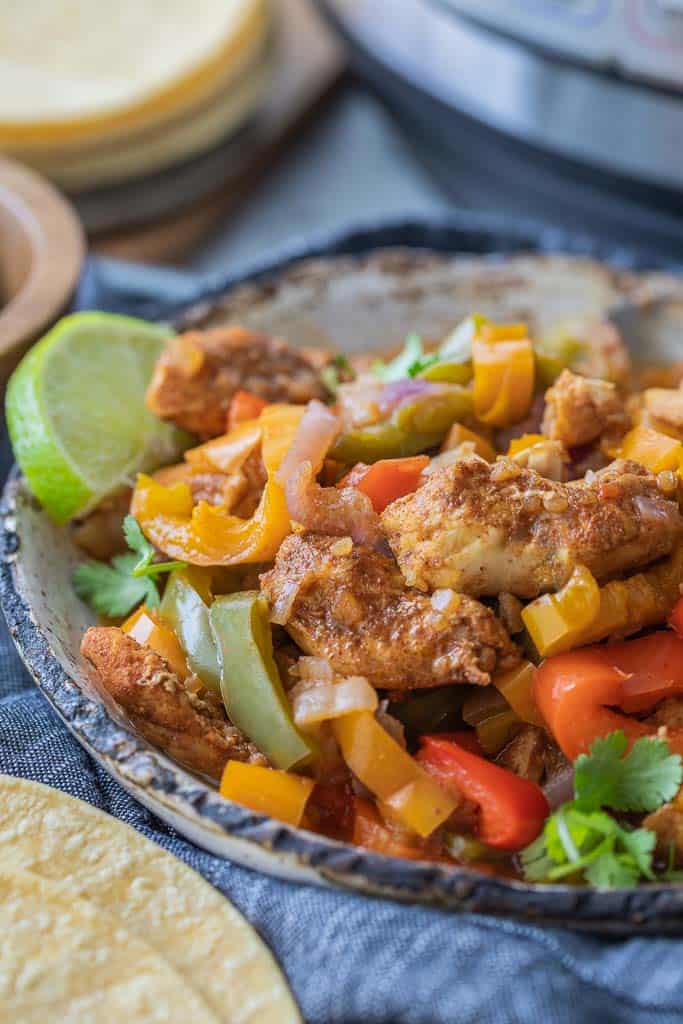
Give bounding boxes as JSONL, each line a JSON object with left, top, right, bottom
{"left": 4, "top": 219, "right": 683, "bottom": 932}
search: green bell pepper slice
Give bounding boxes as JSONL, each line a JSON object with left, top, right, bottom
{"left": 331, "top": 385, "right": 474, "bottom": 464}
{"left": 209, "top": 592, "right": 313, "bottom": 770}
{"left": 160, "top": 570, "right": 221, "bottom": 695}
{"left": 418, "top": 361, "right": 472, "bottom": 385}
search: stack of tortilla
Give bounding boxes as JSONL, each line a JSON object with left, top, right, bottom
{"left": 0, "top": 0, "right": 272, "bottom": 188}
{"left": 0, "top": 775, "right": 300, "bottom": 1022}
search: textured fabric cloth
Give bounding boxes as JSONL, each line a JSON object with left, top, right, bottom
{"left": 1, "top": 256, "right": 683, "bottom": 1024}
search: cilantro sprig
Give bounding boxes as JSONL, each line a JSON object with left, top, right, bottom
{"left": 372, "top": 333, "right": 438, "bottom": 382}
{"left": 73, "top": 515, "right": 186, "bottom": 617}
{"left": 522, "top": 731, "right": 683, "bottom": 888}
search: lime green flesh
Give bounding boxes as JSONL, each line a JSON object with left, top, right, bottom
{"left": 6, "top": 312, "right": 188, "bottom": 523}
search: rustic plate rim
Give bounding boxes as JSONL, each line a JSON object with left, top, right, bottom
{"left": 3, "top": 216, "right": 683, "bottom": 932}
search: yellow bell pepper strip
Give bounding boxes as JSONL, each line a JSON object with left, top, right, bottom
{"left": 521, "top": 565, "right": 601, "bottom": 657}
{"left": 122, "top": 605, "right": 190, "bottom": 680}
{"left": 441, "top": 423, "right": 496, "bottom": 461}
{"left": 220, "top": 760, "right": 314, "bottom": 827}
{"left": 472, "top": 323, "right": 535, "bottom": 427}
{"left": 131, "top": 404, "right": 303, "bottom": 566}
{"left": 507, "top": 434, "right": 548, "bottom": 457}
{"left": 160, "top": 570, "right": 221, "bottom": 694}
{"left": 332, "top": 711, "right": 458, "bottom": 837}
{"left": 574, "top": 542, "right": 683, "bottom": 647}
{"left": 618, "top": 424, "right": 683, "bottom": 476}
{"left": 418, "top": 361, "right": 472, "bottom": 385}
{"left": 184, "top": 418, "right": 262, "bottom": 474}
{"left": 493, "top": 661, "right": 543, "bottom": 727}
{"left": 209, "top": 592, "right": 313, "bottom": 770}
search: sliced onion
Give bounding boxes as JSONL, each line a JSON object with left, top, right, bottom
{"left": 286, "top": 460, "right": 384, "bottom": 548}
{"left": 634, "top": 494, "right": 679, "bottom": 524}
{"left": 377, "top": 379, "right": 440, "bottom": 416}
{"left": 269, "top": 579, "right": 302, "bottom": 626}
{"left": 291, "top": 675, "right": 378, "bottom": 728}
{"left": 277, "top": 399, "right": 339, "bottom": 487}
{"left": 337, "top": 376, "right": 385, "bottom": 429}
{"left": 542, "top": 766, "right": 575, "bottom": 810}
{"left": 297, "top": 656, "right": 335, "bottom": 684}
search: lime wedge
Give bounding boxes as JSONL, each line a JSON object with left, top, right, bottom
{"left": 6, "top": 312, "right": 188, "bottom": 523}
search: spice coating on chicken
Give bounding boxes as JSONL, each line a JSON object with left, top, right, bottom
{"left": 260, "top": 533, "right": 519, "bottom": 689}
{"left": 381, "top": 456, "right": 683, "bottom": 600}
{"left": 541, "top": 369, "right": 629, "bottom": 449}
{"left": 81, "top": 627, "right": 266, "bottom": 778}
{"left": 146, "top": 326, "right": 328, "bottom": 439}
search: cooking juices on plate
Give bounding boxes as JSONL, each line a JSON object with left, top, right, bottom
{"left": 8, "top": 308, "right": 683, "bottom": 888}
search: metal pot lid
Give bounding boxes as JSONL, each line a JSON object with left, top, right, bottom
{"left": 318, "top": 0, "right": 683, "bottom": 192}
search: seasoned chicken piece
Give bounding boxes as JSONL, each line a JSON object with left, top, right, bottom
{"left": 542, "top": 369, "right": 629, "bottom": 448}
{"left": 382, "top": 456, "right": 683, "bottom": 599}
{"left": 565, "top": 318, "right": 631, "bottom": 384}
{"left": 81, "top": 627, "right": 266, "bottom": 779}
{"left": 510, "top": 438, "right": 568, "bottom": 481}
{"left": 260, "top": 533, "right": 519, "bottom": 689}
{"left": 644, "top": 388, "right": 683, "bottom": 433}
{"left": 146, "top": 326, "right": 329, "bottom": 439}
{"left": 71, "top": 487, "right": 131, "bottom": 561}
{"left": 496, "top": 726, "right": 546, "bottom": 783}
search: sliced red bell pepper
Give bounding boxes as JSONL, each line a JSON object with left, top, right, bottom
{"left": 534, "top": 631, "right": 683, "bottom": 761}
{"left": 417, "top": 735, "right": 549, "bottom": 850}
{"left": 340, "top": 455, "right": 429, "bottom": 513}
{"left": 227, "top": 389, "right": 268, "bottom": 431}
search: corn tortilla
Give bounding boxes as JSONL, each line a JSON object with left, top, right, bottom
{"left": 0, "top": 868, "right": 219, "bottom": 1023}
{"left": 0, "top": 0, "right": 268, "bottom": 143}
{"left": 0, "top": 776, "right": 301, "bottom": 1024}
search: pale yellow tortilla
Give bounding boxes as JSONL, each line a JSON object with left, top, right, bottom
{"left": 0, "top": 776, "right": 301, "bottom": 1024}
{"left": 0, "top": 868, "right": 219, "bottom": 1023}
{"left": 17, "top": 55, "right": 272, "bottom": 189}
{"left": 0, "top": 0, "right": 268, "bottom": 142}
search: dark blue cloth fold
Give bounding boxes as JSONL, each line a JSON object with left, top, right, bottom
{"left": 2, "top": 256, "right": 683, "bottom": 1024}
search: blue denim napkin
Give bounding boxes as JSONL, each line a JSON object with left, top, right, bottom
{"left": 2, "top": 256, "right": 683, "bottom": 1024}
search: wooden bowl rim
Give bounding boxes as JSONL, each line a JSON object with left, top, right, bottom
{"left": 0, "top": 156, "right": 84, "bottom": 365}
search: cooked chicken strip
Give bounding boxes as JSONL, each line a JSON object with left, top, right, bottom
{"left": 260, "top": 533, "right": 519, "bottom": 689}
{"left": 146, "top": 326, "right": 329, "bottom": 439}
{"left": 644, "top": 388, "right": 683, "bottom": 433}
{"left": 542, "top": 369, "right": 629, "bottom": 449}
{"left": 81, "top": 627, "right": 266, "bottom": 779}
{"left": 644, "top": 784, "right": 683, "bottom": 866}
{"left": 381, "top": 456, "right": 683, "bottom": 599}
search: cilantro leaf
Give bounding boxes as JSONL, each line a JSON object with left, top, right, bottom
{"left": 521, "top": 730, "right": 680, "bottom": 889}
{"left": 575, "top": 733, "right": 682, "bottom": 813}
{"left": 321, "top": 354, "right": 354, "bottom": 396}
{"left": 123, "top": 515, "right": 186, "bottom": 578}
{"left": 73, "top": 553, "right": 158, "bottom": 617}
{"left": 73, "top": 516, "right": 186, "bottom": 617}
{"left": 372, "top": 334, "right": 434, "bottom": 381}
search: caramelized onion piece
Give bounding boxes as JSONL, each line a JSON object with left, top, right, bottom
{"left": 279, "top": 400, "right": 384, "bottom": 547}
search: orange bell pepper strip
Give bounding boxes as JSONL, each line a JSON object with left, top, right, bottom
{"left": 618, "top": 424, "right": 683, "bottom": 476}
{"left": 184, "top": 418, "right": 262, "bottom": 474}
{"left": 131, "top": 404, "right": 304, "bottom": 566}
{"left": 220, "top": 760, "right": 314, "bottom": 827}
{"left": 472, "top": 322, "right": 535, "bottom": 427}
{"left": 417, "top": 735, "right": 549, "bottom": 850}
{"left": 342, "top": 455, "right": 429, "bottom": 513}
{"left": 534, "top": 632, "right": 683, "bottom": 762}
{"left": 507, "top": 433, "right": 548, "bottom": 457}
{"left": 332, "top": 711, "right": 458, "bottom": 838}
{"left": 226, "top": 390, "right": 268, "bottom": 431}
{"left": 442, "top": 423, "right": 496, "bottom": 461}
{"left": 122, "top": 605, "right": 190, "bottom": 680}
